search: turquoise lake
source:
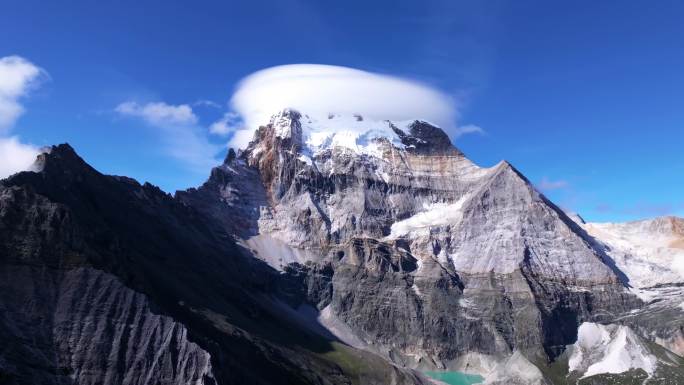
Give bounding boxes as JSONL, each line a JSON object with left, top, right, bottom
{"left": 423, "top": 371, "right": 484, "bottom": 385}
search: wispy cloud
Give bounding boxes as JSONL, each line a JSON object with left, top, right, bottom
{"left": 455, "top": 123, "right": 485, "bottom": 137}
{"left": 0, "top": 55, "right": 47, "bottom": 132}
{"left": 0, "top": 136, "right": 41, "bottom": 178}
{"left": 193, "top": 99, "right": 222, "bottom": 109}
{"left": 115, "top": 101, "right": 198, "bottom": 126}
{"left": 115, "top": 101, "right": 220, "bottom": 172}
{"left": 0, "top": 55, "right": 47, "bottom": 178}
{"left": 209, "top": 111, "right": 241, "bottom": 136}
{"left": 537, "top": 177, "right": 569, "bottom": 191}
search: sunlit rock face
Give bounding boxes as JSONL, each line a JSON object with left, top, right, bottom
{"left": 181, "top": 109, "right": 640, "bottom": 371}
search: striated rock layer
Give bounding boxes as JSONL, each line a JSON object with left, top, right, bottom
{"left": 180, "top": 109, "right": 641, "bottom": 376}
{"left": 0, "top": 266, "right": 214, "bottom": 385}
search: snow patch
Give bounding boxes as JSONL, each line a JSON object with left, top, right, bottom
{"left": 296, "top": 113, "right": 414, "bottom": 159}
{"left": 297, "top": 154, "right": 312, "bottom": 166}
{"left": 388, "top": 194, "right": 471, "bottom": 238}
{"left": 569, "top": 322, "right": 657, "bottom": 379}
{"left": 271, "top": 110, "right": 297, "bottom": 139}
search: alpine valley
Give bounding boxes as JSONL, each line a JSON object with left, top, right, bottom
{"left": 1, "top": 109, "right": 683, "bottom": 385}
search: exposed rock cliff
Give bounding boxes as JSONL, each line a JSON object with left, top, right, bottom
{"left": 179, "top": 110, "right": 649, "bottom": 382}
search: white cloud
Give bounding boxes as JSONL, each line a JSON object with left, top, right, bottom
{"left": 209, "top": 111, "right": 241, "bottom": 136}
{"left": 0, "top": 98, "right": 24, "bottom": 131}
{"left": 115, "top": 101, "right": 219, "bottom": 172}
{"left": 0, "top": 136, "right": 40, "bottom": 178}
{"left": 0, "top": 55, "right": 46, "bottom": 132}
{"left": 227, "top": 64, "right": 474, "bottom": 149}
{"left": 537, "top": 177, "right": 569, "bottom": 191}
{"left": 0, "top": 56, "right": 45, "bottom": 178}
{"left": 455, "top": 123, "right": 484, "bottom": 137}
{"left": 194, "top": 99, "right": 222, "bottom": 109}
{"left": 115, "top": 101, "right": 198, "bottom": 126}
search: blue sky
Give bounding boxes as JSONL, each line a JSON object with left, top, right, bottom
{"left": 1, "top": 0, "right": 682, "bottom": 222}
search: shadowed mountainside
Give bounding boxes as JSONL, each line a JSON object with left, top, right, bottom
{"left": 0, "top": 144, "right": 426, "bottom": 385}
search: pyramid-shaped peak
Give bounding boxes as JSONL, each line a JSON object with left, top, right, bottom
{"left": 36, "top": 143, "right": 93, "bottom": 173}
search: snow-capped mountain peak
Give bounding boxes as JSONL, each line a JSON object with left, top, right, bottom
{"left": 259, "top": 108, "right": 458, "bottom": 160}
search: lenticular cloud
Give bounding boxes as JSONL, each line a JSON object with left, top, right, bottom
{"left": 228, "top": 64, "right": 457, "bottom": 149}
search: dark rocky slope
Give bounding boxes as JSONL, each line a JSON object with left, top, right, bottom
{"left": 0, "top": 144, "right": 425, "bottom": 385}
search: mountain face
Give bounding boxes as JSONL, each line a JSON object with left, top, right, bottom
{"left": 178, "top": 110, "right": 682, "bottom": 383}
{"left": 2, "top": 109, "right": 683, "bottom": 385}
{"left": 0, "top": 144, "right": 425, "bottom": 385}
